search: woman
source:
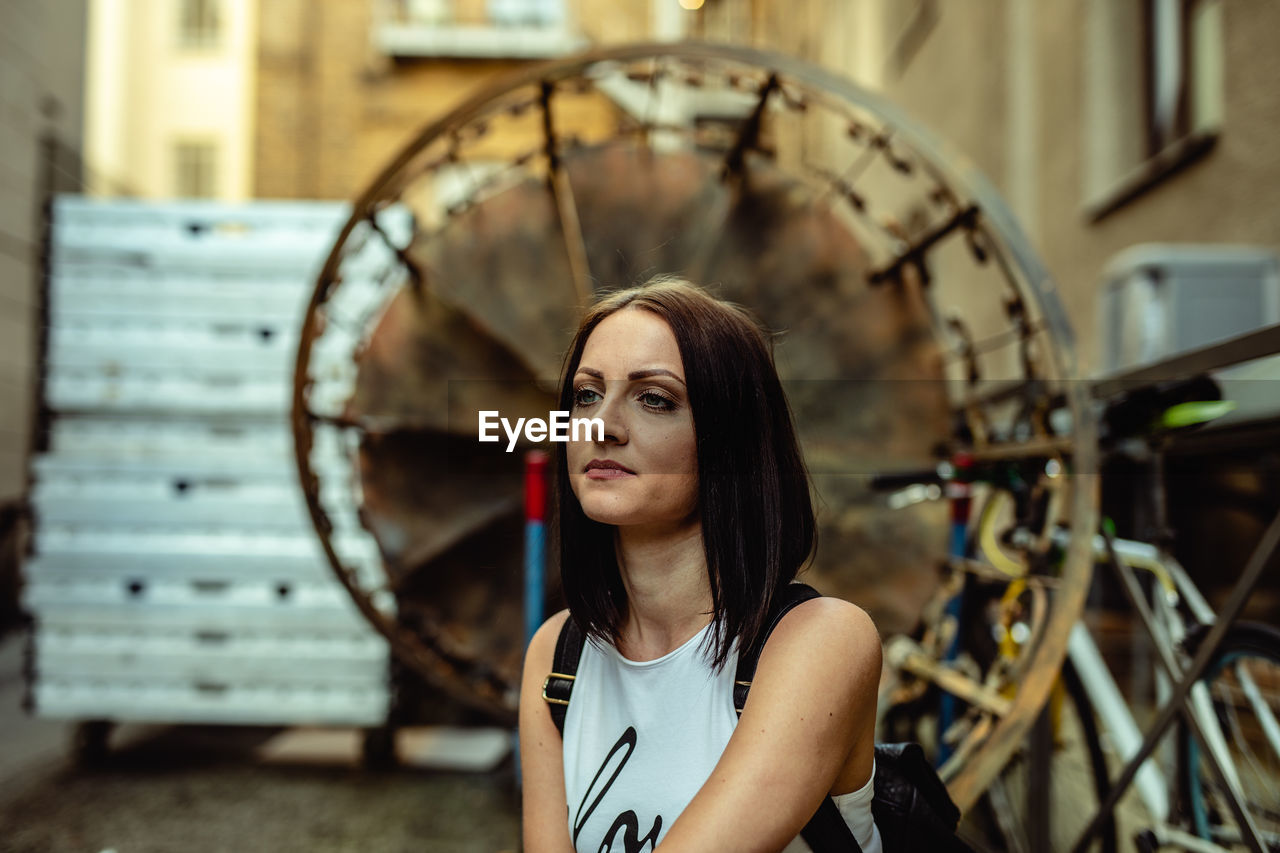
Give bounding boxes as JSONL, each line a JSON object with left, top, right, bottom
{"left": 519, "top": 277, "right": 883, "bottom": 853}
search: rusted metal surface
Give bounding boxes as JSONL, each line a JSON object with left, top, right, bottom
{"left": 343, "top": 138, "right": 952, "bottom": 715}
{"left": 291, "top": 42, "right": 1098, "bottom": 806}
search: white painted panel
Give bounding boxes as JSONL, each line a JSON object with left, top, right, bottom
{"left": 52, "top": 195, "right": 353, "bottom": 228}
{"left": 29, "top": 476, "right": 357, "bottom": 531}
{"left": 44, "top": 418, "right": 355, "bottom": 476}
{"left": 45, "top": 330, "right": 357, "bottom": 381}
{"left": 24, "top": 557, "right": 387, "bottom": 595}
{"left": 49, "top": 196, "right": 411, "bottom": 282}
{"left": 48, "top": 338, "right": 298, "bottom": 377}
{"left": 24, "top": 573, "right": 358, "bottom": 609}
{"left": 33, "top": 448, "right": 351, "bottom": 481}
{"left": 31, "top": 463, "right": 355, "bottom": 502}
{"left": 33, "top": 679, "right": 389, "bottom": 726}
{"left": 47, "top": 277, "right": 383, "bottom": 327}
{"left": 48, "top": 225, "right": 344, "bottom": 257}
{"left": 26, "top": 598, "right": 371, "bottom": 632}
{"left": 46, "top": 371, "right": 292, "bottom": 415}
{"left": 50, "top": 243, "right": 332, "bottom": 277}
{"left": 50, "top": 277, "right": 309, "bottom": 323}
{"left": 36, "top": 624, "right": 387, "bottom": 656}
{"left": 31, "top": 527, "right": 382, "bottom": 567}
{"left": 35, "top": 626, "right": 388, "bottom": 684}
{"left": 27, "top": 551, "right": 329, "bottom": 585}
{"left": 45, "top": 324, "right": 357, "bottom": 387}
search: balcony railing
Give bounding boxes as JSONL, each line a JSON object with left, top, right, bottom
{"left": 375, "top": 0, "right": 586, "bottom": 59}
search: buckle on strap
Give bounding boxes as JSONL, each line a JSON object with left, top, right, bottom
{"left": 542, "top": 672, "right": 575, "bottom": 706}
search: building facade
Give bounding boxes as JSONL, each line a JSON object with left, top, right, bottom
{"left": 1, "top": 0, "right": 89, "bottom": 629}
{"left": 85, "top": 0, "right": 259, "bottom": 200}
{"left": 253, "top": 0, "right": 687, "bottom": 200}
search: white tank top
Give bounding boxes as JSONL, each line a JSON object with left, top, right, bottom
{"left": 562, "top": 620, "right": 882, "bottom": 853}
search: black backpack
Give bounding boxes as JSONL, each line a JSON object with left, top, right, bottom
{"left": 542, "top": 582, "right": 972, "bottom": 853}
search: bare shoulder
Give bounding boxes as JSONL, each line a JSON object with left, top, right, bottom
{"left": 520, "top": 608, "right": 573, "bottom": 731}
{"left": 519, "top": 608, "right": 576, "bottom": 852}
{"left": 768, "top": 594, "right": 879, "bottom": 647}
{"left": 757, "top": 594, "right": 882, "bottom": 687}
{"left": 725, "top": 592, "right": 882, "bottom": 809}
{"left": 523, "top": 608, "right": 573, "bottom": 678}
{"left": 518, "top": 609, "right": 572, "bottom": 766}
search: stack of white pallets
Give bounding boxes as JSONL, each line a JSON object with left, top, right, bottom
{"left": 24, "top": 196, "right": 400, "bottom": 727}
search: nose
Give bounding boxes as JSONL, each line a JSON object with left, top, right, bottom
{"left": 595, "top": 382, "right": 629, "bottom": 446}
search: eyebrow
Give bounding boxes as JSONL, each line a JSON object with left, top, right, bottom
{"left": 576, "top": 367, "right": 687, "bottom": 387}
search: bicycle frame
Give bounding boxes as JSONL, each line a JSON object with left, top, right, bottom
{"left": 1058, "top": 527, "right": 1278, "bottom": 852}
{"left": 877, "top": 455, "right": 1278, "bottom": 851}
{"left": 997, "top": 499, "right": 1269, "bottom": 850}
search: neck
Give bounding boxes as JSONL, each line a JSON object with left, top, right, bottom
{"left": 613, "top": 518, "right": 713, "bottom": 661}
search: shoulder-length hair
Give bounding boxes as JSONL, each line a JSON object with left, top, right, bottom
{"left": 552, "top": 276, "right": 816, "bottom": 671}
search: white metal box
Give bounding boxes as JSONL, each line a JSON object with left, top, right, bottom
{"left": 1099, "top": 244, "right": 1280, "bottom": 373}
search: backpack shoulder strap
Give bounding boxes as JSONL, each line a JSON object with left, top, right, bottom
{"left": 734, "top": 582, "right": 863, "bottom": 853}
{"left": 543, "top": 614, "right": 585, "bottom": 736}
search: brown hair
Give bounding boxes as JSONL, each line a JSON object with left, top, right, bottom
{"left": 553, "top": 276, "right": 816, "bottom": 670}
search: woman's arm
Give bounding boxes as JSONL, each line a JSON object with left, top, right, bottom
{"left": 655, "top": 596, "right": 882, "bottom": 853}
{"left": 519, "top": 608, "right": 577, "bottom": 853}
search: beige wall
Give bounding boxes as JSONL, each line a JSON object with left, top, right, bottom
{"left": 86, "top": 0, "right": 258, "bottom": 200}
{"left": 1036, "top": 0, "right": 1279, "bottom": 374}
{"left": 255, "top": 0, "right": 527, "bottom": 200}
{"left": 0, "top": 0, "right": 87, "bottom": 502}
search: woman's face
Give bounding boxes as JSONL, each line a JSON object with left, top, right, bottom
{"left": 566, "top": 306, "right": 699, "bottom": 532}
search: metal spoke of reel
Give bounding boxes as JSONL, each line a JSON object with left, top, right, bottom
{"left": 290, "top": 42, "right": 1097, "bottom": 800}
{"left": 538, "top": 80, "right": 593, "bottom": 309}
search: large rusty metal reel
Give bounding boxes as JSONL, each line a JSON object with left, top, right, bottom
{"left": 291, "top": 42, "right": 1098, "bottom": 808}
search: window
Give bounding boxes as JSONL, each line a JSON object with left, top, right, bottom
{"left": 174, "top": 141, "right": 218, "bottom": 198}
{"left": 178, "top": 0, "right": 222, "bottom": 50}
{"left": 1146, "top": 0, "right": 1221, "bottom": 154}
{"left": 1083, "top": 0, "right": 1223, "bottom": 220}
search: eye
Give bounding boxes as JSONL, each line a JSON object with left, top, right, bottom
{"left": 638, "top": 390, "right": 677, "bottom": 412}
{"left": 573, "top": 386, "right": 602, "bottom": 407}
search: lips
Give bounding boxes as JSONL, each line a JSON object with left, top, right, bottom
{"left": 585, "top": 459, "right": 636, "bottom": 479}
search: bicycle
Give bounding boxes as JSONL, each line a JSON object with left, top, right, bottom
{"left": 872, "top": 384, "right": 1280, "bottom": 852}
{"left": 873, "top": 451, "right": 1120, "bottom": 852}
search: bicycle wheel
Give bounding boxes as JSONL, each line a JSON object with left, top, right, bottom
{"left": 973, "top": 658, "right": 1117, "bottom": 853}
{"left": 1180, "top": 621, "right": 1280, "bottom": 850}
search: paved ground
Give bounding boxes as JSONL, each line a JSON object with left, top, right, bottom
{"left": 0, "top": 623, "right": 1164, "bottom": 853}
{"left": 0, "top": 633, "right": 522, "bottom": 853}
